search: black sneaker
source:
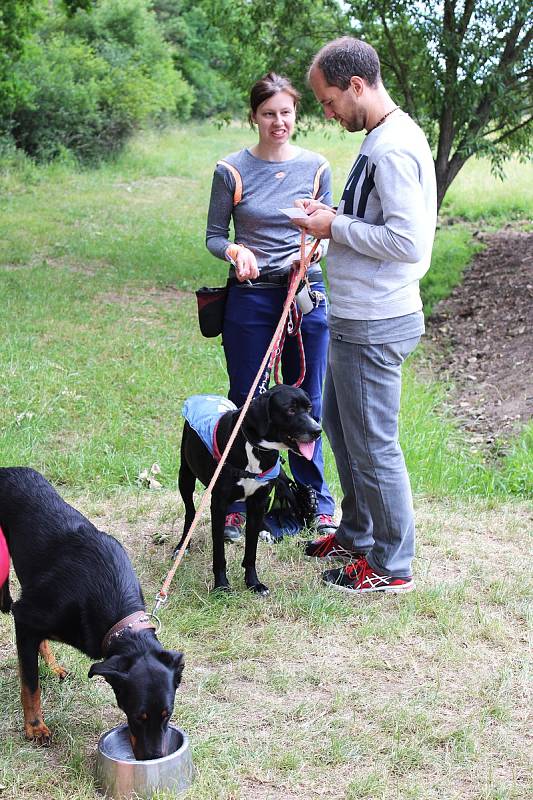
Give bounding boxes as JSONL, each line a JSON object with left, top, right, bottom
{"left": 322, "top": 558, "right": 414, "bottom": 594}
{"left": 304, "top": 532, "right": 364, "bottom": 563}
{"left": 224, "top": 512, "right": 245, "bottom": 543}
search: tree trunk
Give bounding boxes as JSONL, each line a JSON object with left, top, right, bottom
{"left": 435, "top": 157, "right": 468, "bottom": 213}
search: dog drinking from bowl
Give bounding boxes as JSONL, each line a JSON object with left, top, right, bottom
{"left": 0, "top": 467, "right": 184, "bottom": 760}
{"left": 174, "top": 384, "right": 321, "bottom": 595}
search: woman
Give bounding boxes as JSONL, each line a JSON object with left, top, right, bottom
{"left": 206, "top": 72, "right": 336, "bottom": 542}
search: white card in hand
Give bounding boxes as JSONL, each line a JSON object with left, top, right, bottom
{"left": 279, "top": 207, "right": 309, "bottom": 220}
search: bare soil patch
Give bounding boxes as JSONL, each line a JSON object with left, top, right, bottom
{"left": 426, "top": 225, "right": 532, "bottom": 443}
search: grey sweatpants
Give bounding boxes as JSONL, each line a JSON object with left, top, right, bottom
{"left": 323, "top": 335, "right": 420, "bottom": 577}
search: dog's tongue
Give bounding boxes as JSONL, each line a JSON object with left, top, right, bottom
{"left": 298, "top": 440, "right": 315, "bottom": 461}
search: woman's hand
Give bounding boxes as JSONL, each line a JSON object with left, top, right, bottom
{"left": 226, "top": 244, "right": 259, "bottom": 281}
{"left": 235, "top": 245, "right": 259, "bottom": 281}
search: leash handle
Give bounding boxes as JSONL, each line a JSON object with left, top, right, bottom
{"left": 158, "top": 233, "right": 321, "bottom": 600}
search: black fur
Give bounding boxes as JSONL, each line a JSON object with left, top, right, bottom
{"left": 175, "top": 384, "right": 321, "bottom": 595}
{"left": 0, "top": 467, "right": 184, "bottom": 759}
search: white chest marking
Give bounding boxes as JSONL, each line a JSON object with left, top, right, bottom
{"left": 237, "top": 442, "right": 266, "bottom": 497}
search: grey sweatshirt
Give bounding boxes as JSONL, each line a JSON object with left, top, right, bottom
{"left": 206, "top": 147, "right": 332, "bottom": 278}
{"left": 328, "top": 111, "right": 437, "bottom": 320}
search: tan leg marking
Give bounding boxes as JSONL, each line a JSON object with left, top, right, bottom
{"left": 39, "top": 640, "right": 68, "bottom": 680}
{"left": 20, "top": 682, "right": 51, "bottom": 745}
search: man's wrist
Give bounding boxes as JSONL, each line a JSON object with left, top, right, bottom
{"left": 330, "top": 214, "right": 353, "bottom": 246}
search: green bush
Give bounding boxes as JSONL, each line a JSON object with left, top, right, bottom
{"left": 9, "top": 0, "right": 194, "bottom": 162}
{"left": 153, "top": 1, "right": 241, "bottom": 118}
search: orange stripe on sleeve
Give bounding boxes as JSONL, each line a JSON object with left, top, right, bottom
{"left": 217, "top": 160, "right": 243, "bottom": 205}
{"left": 312, "top": 162, "right": 329, "bottom": 199}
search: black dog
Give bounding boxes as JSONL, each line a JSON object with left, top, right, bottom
{"left": 175, "top": 384, "right": 321, "bottom": 595}
{"left": 0, "top": 467, "right": 184, "bottom": 760}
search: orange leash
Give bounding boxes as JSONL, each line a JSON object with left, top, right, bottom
{"left": 153, "top": 232, "right": 320, "bottom": 613}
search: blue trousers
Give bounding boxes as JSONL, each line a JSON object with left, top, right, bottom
{"left": 223, "top": 284, "right": 335, "bottom": 515}
{"left": 323, "top": 336, "right": 420, "bottom": 577}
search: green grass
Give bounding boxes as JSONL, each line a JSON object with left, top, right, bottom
{"left": 1, "top": 493, "right": 530, "bottom": 800}
{"left": 0, "top": 122, "right": 532, "bottom": 798}
{"left": 1, "top": 122, "right": 531, "bottom": 496}
{"left": 442, "top": 155, "right": 533, "bottom": 222}
{"left": 420, "top": 225, "right": 482, "bottom": 318}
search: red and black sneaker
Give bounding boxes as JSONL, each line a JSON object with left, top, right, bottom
{"left": 304, "top": 532, "right": 365, "bottom": 563}
{"left": 322, "top": 557, "right": 414, "bottom": 594}
{"left": 224, "top": 512, "right": 245, "bottom": 543}
{"left": 314, "top": 513, "right": 338, "bottom": 536}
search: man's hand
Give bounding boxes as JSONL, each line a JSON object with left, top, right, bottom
{"left": 294, "top": 198, "right": 332, "bottom": 215}
{"left": 293, "top": 208, "right": 336, "bottom": 239}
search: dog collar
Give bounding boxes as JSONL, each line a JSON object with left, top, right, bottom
{"left": 213, "top": 419, "right": 280, "bottom": 480}
{"left": 102, "top": 611, "right": 156, "bottom": 655}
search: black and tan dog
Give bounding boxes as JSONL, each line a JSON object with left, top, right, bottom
{"left": 175, "top": 384, "right": 321, "bottom": 595}
{"left": 0, "top": 467, "right": 184, "bottom": 760}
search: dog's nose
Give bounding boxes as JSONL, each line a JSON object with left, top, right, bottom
{"left": 310, "top": 421, "right": 322, "bottom": 439}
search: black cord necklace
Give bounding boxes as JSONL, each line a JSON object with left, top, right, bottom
{"left": 366, "top": 106, "right": 400, "bottom": 135}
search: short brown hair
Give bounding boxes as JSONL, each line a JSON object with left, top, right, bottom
{"left": 310, "top": 37, "right": 381, "bottom": 89}
{"left": 249, "top": 72, "right": 301, "bottom": 124}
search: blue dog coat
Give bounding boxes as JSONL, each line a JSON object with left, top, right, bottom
{"left": 182, "top": 395, "right": 280, "bottom": 482}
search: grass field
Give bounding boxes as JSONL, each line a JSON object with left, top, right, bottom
{"left": 0, "top": 123, "right": 532, "bottom": 799}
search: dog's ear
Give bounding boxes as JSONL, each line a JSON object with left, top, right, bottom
{"left": 88, "top": 655, "right": 130, "bottom": 687}
{"left": 242, "top": 392, "right": 271, "bottom": 442}
{"left": 158, "top": 649, "right": 185, "bottom": 688}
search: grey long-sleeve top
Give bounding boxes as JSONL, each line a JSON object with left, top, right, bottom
{"left": 328, "top": 111, "right": 437, "bottom": 320}
{"left": 206, "top": 147, "right": 332, "bottom": 280}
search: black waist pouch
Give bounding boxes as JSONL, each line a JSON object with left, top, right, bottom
{"left": 195, "top": 283, "right": 229, "bottom": 337}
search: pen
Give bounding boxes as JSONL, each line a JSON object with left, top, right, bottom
{"left": 227, "top": 255, "right": 253, "bottom": 285}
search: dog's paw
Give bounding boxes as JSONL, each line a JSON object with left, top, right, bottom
{"left": 25, "top": 721, "right": 52, "bottom": 746}
{"left": 249, "top": 582, "right": 270, "bottom": 597}
{"left": 54, "top": 665, "right": 68, "bottom": 681}
{"left": 212, "top": 583, "right": 232, "bottom": 594}
{"left": 171, "top": 544, "right": 190, "bottom": 561}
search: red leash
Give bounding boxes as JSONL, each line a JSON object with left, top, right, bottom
{"left": 258, "top": 239, "right": 320, "bottom": 394}
{"left": 272, "top": 269, "right": 306, "bottom": 388}
{"left": 153, "top": 232, "right": 320, "bottom": 613}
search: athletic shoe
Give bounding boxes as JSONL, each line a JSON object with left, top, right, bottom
{"left": 314, "top": 513, "right": 338, "bottom": 536}
{"left": 304, "top": 532, "right": 364, "bottom": 563}
{"left": 224, "top": 512, "right": 245, "bottom": 543}
{"left": 322, "top": 557, "right": 414, "bottom": 594}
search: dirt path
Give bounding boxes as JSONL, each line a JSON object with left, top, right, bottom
{"left": 426, "top": 224, "right": 532, "bottom": 445}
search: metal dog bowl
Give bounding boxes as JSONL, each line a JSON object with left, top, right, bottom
{"left": 95, "top": 723, "right": 194, "bottom": 799}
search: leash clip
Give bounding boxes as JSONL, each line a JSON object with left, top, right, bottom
{"left": 152, "top": 590, "right": 168, "bottom": 616}
{"left": 147, "top": 611, "right": 162, "bottom": 635}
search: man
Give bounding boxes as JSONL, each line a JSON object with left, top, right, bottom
{"left": 295, "top": 37, "right": 437, "bottom": 594}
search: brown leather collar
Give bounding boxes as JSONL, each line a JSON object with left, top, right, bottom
{"left": 102, "top": 611, "right": 156, "bottom": 655}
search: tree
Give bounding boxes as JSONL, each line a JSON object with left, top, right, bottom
{"left": 348, "top": 1, "right": 532, "bottom": 209}
{"left": 198, "top": 0, "right": 346, "bottom": 115}
{"left": 152, "top": 0, "right": 238, "bottom": 117}
{"left": 10, "top": 0, "right": 194, "bottom": 161}
{"left": 0, "top": 0, "right": 41, "bottom": 128}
